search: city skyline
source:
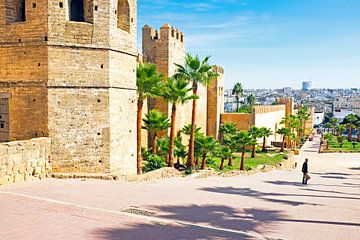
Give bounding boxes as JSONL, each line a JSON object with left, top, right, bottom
{"left": 138, "top": 0, "right": 360, "bottom": 89}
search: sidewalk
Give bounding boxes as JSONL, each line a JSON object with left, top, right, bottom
{"left": 1, "top": 135, "right": 359, "bottom": 240}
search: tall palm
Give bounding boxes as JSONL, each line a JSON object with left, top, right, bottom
{"left": 258, "top": 127, "right": 273, "bottom": 152}
{"left": 335, "top": 124, "right": 346, "bottom": 137}
{"left": 297, "top": 106, "right": 310, "bottom": 136}
{"left": 344, "top": 114, "right": 358, "bottom": 142}
{"left": 162, "top": 77, "right": 194, "bottom": 167}
{"left": 175, "top": 53, "right": 218, "bottom": 168}
{"left": 136, "top": 62, "right": 163, "bottom": 175}
{"left": 223, "top": 133, "right": 237, "bottom": 166}
{"left": 247, "top": 94, "right": 255, "bottom": 106}
{"left": 248, "top": 126, "right": 261, "bottom": 158}
{"left": 215, "top": 145, "right": 233, "bottom": 171}
{"left": 232, "top": 83, "right": 243, "bottom": 112}
{"left": 233, "top": 131, "right": 256, "bottom": 171}
{"left": 276, "top": 127, "right": 292, "bottom": 152}
{"left": 196, "top": 135, "right": 219, "bottom": 170}
{"left": 329, "top": 117, "right": 339, "bottom": 135}
{"left": 142, "top": 110, "right": 170, "bottom": 154}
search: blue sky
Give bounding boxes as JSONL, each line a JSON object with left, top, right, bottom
{"left": 138, "top": 0, "right": 360, "bottom": 89}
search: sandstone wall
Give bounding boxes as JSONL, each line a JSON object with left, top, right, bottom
{"left": 220, "top": 113, "right": 254, "bottom": 131}
{"left": 253, "top": 105, "right": 285, "bottom": 143}
{"left": 0, "top": 138, "right": 51, "bottom": 185}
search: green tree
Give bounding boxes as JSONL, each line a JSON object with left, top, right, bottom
{"left": 356, "top": 120, "right": 360, "bottom": 142}
{"left": 215, "top": 145, "right": 233, "bottom": 170}
{"left": 232, "top": 82, "right": 243, "bottom": 112}
{"left": 196, "top": 135, "right": 219, "bottom": 170}
{"left": 258, "top": 127, "right": 273, "bottom": 152}
{"left": 329, "top": 117, "right": 339, "bottom": 135}
{"left": 136, "top": 62, "right": 163, "bottom": 175}
{"left": 324, "top": 123, "right": 333, "bottom": 133}
{"left": 248, "top": 126, "right": 261, "bottom": 158}
{"left": 142, "top": 110, "right": 170, "bottom": 154}
{"left": 337, "top": 136, "right": 346, "bottom": 148}
{"left": 162, "top": 77, "right": 194, "bottom": 167}
{"left": 156, "top": 137, "right": 170, "bottom": 161}
{"left": 181, "top": 124, "right": 202, "bottom": 137}
{"left": 335, "top": 124, "right": 346, "bottom": 137}
{"left": 175, "top": 53, "right": 218, "bottom": 168}
{"left": 219, "top": 122, "right": 238, "bottom": 144}
{"left": 276, "top": 127, "right": 292, "bottom": 152}
{"left": 174, "top": 137, "right": 187, "bottom": 165}
{"left": 344, "top": 114, "right": 359, "bottom": 142}
{"left": 323, "top": 133, "right": 333, "bottom": 149}
{"left": 247, "top": 94, "right": 255, "bottom": 106}
{"left": 233, "top": 131, "right": 256, "bottom": 171}
{"left": 297, "top": 105, "right": 310, "bottom": 137}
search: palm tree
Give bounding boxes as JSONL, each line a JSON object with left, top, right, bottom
{"left": 196, "top": 135, "right": 219, "bottom": 170}
{"left": 356, "top": 120, "right": 360, "bottom": 142}
{"left": 324, "top": 123, "right": 333, "bottom": 133}
{"left": 136, "top": 62, "right": 163, "bottom": 175}
{"left": 162, "top": 77, "right": 194, "bottom": 167}
{"left": 323, "top": 133, "right": 333, "bottom": 149}
{"left": 215, "top": 146, "right": 233, "bottom": 171}
{"left": 219, "top": 122, "right": 238, "bottom": 143}
{"left": 181, "top": 124, "right": 202, "bottom": 137}
{"left": 233, "top": 131, "right": 256, "bottom": 171}
{"left": 297, "top": 106, "right": 310, "bottom": 137}
{"left": 175, "top": 53, "right": 218, "bottom": 168}
{"left": 329, "top": 117, "right": 339, "bottom": 135}
{"left": 336, "top": 124, "right": 346, "bottom": 137}
{"left": 247, "top": 94, "right": 255, "bottom": 106}
{"left": 344, "top": 114, "right": 358, "bottom": 142}
{"left": 258, "top": 127, "right": 273, "bottom": 152}
{"left": 142, "top": 110, "right": 170, "bottom": 154}
{"left": 156, "top": 136, "right": 170, "bottom": 161}
{"left": 248, "top": 126, "right": 261, "bottom": 158}
{"left": 276, "top": 127, "right": 292, "bottom": 152}
{"left": 232, "top": 83, "right": 243, "bottom": 112}
{"left": 174, "top": 137, "right": 187, "bottom": 165}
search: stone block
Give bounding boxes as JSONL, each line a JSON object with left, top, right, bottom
{"left": 12, "top": 164, "right": 20, "bottom": 174}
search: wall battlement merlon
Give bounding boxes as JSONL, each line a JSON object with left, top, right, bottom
{"left": 142, "top": 23, "right": 184, "bottom": 43}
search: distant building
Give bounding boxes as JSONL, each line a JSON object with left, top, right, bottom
{"left": 314, "top": 111, "right": 325, "bottom": 126}
{"left": 302, "top": 81, "right": 312, "bottom": 91}
{"left": 333, "top": 96, "right": 360, "bottom": 117}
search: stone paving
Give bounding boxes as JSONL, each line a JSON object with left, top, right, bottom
{"left": 0, "top": 135, "right": 359, "bottom": 240}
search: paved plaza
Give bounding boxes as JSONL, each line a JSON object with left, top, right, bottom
{"left": 0, "top": 135, "right": 359, "bottom": 240}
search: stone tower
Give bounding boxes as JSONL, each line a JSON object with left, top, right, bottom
{"left": 207, "top": 66, "right": 225, "bottom": 139}
{"left": 142, "top": 23, "right": 224, "bottom": 140}
{"left": 0, "top": 0, "right": 138, "bottom": 175}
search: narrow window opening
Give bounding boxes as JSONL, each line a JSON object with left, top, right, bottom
{"left": 69, "top": 0, "right": 85, "bottom": 22}
{"left": 117, "top": 0, "right": 131, "bottom": 33}
{"left": 5, "top": 0, "right": 26, "bottom": 23}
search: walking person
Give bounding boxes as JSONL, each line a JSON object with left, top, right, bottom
{"left": 302, "top": 159, "right": 310, "bottom": 184}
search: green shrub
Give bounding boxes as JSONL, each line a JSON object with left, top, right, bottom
{"left": 143, "top": 154, "right": 166, "bottom": 172}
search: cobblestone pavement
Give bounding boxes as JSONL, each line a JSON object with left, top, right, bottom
{"left": 0, "top": 135, "right": 359, "bottom": 240}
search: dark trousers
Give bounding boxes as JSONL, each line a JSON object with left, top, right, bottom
{"left": 302, "top": 173, "right": 308, "bottom": 184}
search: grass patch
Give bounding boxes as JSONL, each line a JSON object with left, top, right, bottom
{"left": 208, "top": 150, "right": 287, "bottom": 172}
{"left": 327, "top": 137, "right": 360, "bottom": 152}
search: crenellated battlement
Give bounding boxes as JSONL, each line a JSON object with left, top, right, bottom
{"left": 142, "top": 23, "right": 184, "bottom": 43}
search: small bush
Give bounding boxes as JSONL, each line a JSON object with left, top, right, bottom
{"left": 143, "top": 154, "right": 166, "bottom": 172}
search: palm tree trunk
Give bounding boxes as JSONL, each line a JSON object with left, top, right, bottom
{"left": 251, "top": 145, "right": 256, "bottom": 158}
{"left": 201, "top": 154, "right": 206, "bottom": 170}
{"left": 220, "top": 158, "right": 225, "bottom": 170}
{"left": 228, "top": 156, "right": 234, "bottom": 166}
{"left": 240, "top": 147, "right": 246, "bottom": 171}
{"left": 281, "top": 137, "right": 285, "bottom": 152}
{"left": 187, "top": 82, "right": 198, "bottom": 168}
{"left": 236, "top": 96, "right": 239, "bottom": 112}
{"left": 136, "top": 100, "right": 143, "bottom": 175}
{"left": 357, "top": 132, "right": 360, "bottom": 142}
{"left": 152, "top": 132, "right": 157, "bottom": 154}
{"left": 262, "top": 136, "right": 266, "bottom": 152}
{"left": 348, "top": 124, "right": 352, "bottom": 142}
{"left": 168, "top": 104, "right": 176, "bottom": 167}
